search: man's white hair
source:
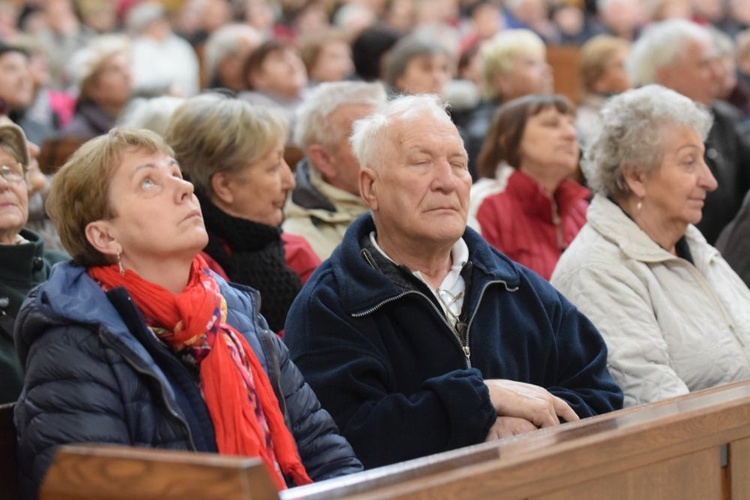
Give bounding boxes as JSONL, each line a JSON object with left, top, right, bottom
{"left": 293, "top": 81, "right": 387, "bottom": 150}
{"left": 627, "top": 19, "right": 712, "bottom": 87}
{"left": 350, "top": 94, "right": 456, "bottom": 171}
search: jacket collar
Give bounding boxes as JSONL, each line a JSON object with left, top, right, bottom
{"left": 0, "top": 229, "right": 46, "bottom": 284}
{"left": 16, "top": 261, "right": 243, "bottom": 367}
{"left": 287, "top": 158, "right": 368, "bottom": 222}
{"left": 331, "top": 213, "right": 521, "bottom": 315}
{"left": 504, "top": 168, "right": 590, "bottom": 223}
{"left": 586, "top": 194, "right": 717, "bottom": 264}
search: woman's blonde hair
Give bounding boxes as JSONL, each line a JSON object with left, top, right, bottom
{"left": 579, "top": 35, "right": 630, "bottom": 94}
{"left": 163, "top": 93, "right": 287, "bottom": 197}
{"left": 46, "top": 128, "right": 174, "bottom": 268}
{"left": 479, "top": 29, "right": 546, "bottom": 100}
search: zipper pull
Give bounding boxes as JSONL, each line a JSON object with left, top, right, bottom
{"left": 463, "top": 345, "right": 471, "bottom": 358}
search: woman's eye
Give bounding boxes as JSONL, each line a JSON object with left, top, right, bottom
{"left": 140, "top": 177, "right": 156, "bottom": 189}
{"left": 682, "top": 159, "right": 697, "bottom": 170}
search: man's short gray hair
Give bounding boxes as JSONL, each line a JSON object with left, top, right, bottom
{"left": 627, "top": 19, "right": 712, "bottom": 87}
{"left": 293, "top": 81, "right": 387, "bottom": 149}
{"left": 584, "top": 84, "right": 713, "bottom": 197}
{"left": 384, "top": 34, "right": 452, "bottom": 90}
{"left": 350, "top": 94, "right": 455, "bottom": 170}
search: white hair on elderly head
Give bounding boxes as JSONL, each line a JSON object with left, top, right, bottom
{"left": 479, "top": 29, "right": 546, "bottom": 100}
{"left": 293, "top": 81, "right": 387, "bottom": 149}
{"left": 202, "top": 23, "right": 263, "bottom": 85}
{"left": 125, "top": 2, "right": 166, "bottom": 35}
{"left": 333, "top": 3, "right": 375, "bottom": 32}
{"left": 67, "top": 33, "right": 130, "bottom": 94}
{"left": 350, "top": 94, "right": 456, "bottom": 170}
{"left": 584, "top": 84, "right": 713, "bottom": 197}
{"left": 626, "top": 19, "right": 712, "bottom": 87}
{"left": 117, "top": 96, "right": 186, "bottom": 136}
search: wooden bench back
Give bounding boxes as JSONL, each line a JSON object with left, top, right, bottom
{"left": 38, "top": 137, "right": 89, "bottom": 175}
{"left": 0, "top": 402, "right": 18, "bottom": 500}
{"left": 548, "top": 44, "right": 582, "bottom": 104}
{"left": 35, "top": 380, "right": 750, "bottom": 499}
{"left": 282, "top": 380, "right": 750, "bottom": 499}
{"left": 40, "top": 445, "right": 279, "bottom": 500}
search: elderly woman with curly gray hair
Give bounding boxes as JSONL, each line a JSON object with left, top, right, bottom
{"left": 551, "top": 84, "right": 750, "bottom": 408}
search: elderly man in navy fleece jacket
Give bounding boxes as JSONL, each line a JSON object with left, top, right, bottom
{"left": 283, "top": 94, "right": 623, "bottom": 469}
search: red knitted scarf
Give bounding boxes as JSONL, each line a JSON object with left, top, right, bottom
{"left": 88, "top": 257, "right": 312, "bottom": 490}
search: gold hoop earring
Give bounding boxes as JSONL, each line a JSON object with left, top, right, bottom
{"left": 117, "top": 253, "right": 125, "bottom": 276}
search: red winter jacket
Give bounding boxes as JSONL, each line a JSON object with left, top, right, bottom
{"left": 472, "top": 169, "right": 590, "bottom": 280}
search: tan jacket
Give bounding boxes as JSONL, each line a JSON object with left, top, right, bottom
{"left": 283, "top": 161, "right": 369, "bottom": 260}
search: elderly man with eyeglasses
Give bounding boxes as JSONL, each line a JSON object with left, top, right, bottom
{"left": 0, "top": 119, "right": 66, "bottom": 404}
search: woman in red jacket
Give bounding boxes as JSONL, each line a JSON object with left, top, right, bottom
{"left": 467, "top": 94, "right": 588, "bottom": 280}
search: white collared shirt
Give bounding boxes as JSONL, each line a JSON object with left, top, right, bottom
{"left": 369, "top": 232, "right": 469, "bottom": 322}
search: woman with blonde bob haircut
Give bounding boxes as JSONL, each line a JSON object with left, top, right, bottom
{"left": 164, "top": 93, "right": 319, "bottom": 334}
{"left": 465, "top": 29, "right": 553, "bottom": 177}
{"left": 13, "top": 128, "right": 361, "bottom": 499}
{"left": 551, "top": 85, "right": 750, "bottom": 407}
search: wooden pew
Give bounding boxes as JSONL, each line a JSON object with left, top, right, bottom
{"left": 36, "top": 380, "right": 750, "bottom": 499}
{"left": 284, "top": 146, "right": 304, "bottom": 172}
{"left": 547, "top": 45, "right": 582, "bottom": 104}
{"left": 40, "top": 445, "right": 279, "bottom": 500}
{"left": 38, "top": 137, "right": 89, "bottom": 175}
{"left": 0, "top": 403, "right": 18, "bottom": 500}
{"left": 282, "top": 379, "right": 750, "bottom": 499}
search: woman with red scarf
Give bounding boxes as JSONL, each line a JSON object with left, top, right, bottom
{"left": 12, "top": 129, "right": 362, "bottom": 499}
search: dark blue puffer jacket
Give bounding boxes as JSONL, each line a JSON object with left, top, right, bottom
{"left": 13, "top": 262, "right": 362, "bottom": 499}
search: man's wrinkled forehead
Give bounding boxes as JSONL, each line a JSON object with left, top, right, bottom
{"left": 389, "top": 114, "right": 467, "bottom": 156}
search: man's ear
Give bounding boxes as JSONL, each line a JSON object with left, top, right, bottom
{"left": 359, "top": 167, "right": 379, "bottom": 211}
{"left": 85, "top": 220, "right": 121, "bottom": 258}
{"left": 308, "top": 144, "right": 337, "bottom": 181}
{"left": 210, "top": 172, "right": 235, "bottom": 206}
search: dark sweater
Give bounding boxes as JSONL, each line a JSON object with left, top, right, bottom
{"left": 199, "top": 197, "right": 302, "bottom": 333}
{"left": 0, "top": 229, "right": 67, "bottom": 404}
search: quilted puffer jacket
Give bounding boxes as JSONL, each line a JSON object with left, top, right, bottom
{"left": 552, "top": 195, "right": 750, "bottom": 407}
{"left": 13, "top": 262, "right": 362, "bottom": 499}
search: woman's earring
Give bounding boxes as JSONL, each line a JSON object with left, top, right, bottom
{"left": 636, "top": 199, "right": 643, "bottom": 213}
{"left": 117, "top": 253, "right": 125, "bottom": 276}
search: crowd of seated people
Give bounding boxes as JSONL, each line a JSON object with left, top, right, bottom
{"left": 5, "top": 0, "right": 750, "bottom": 497}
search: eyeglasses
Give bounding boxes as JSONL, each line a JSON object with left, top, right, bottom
{"left": 0, "top": 163, "right": 25, "bottom": 184}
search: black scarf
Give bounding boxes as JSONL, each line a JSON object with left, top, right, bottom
{"left": 199, "top": 196, "right": 302, "bottom": 333}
